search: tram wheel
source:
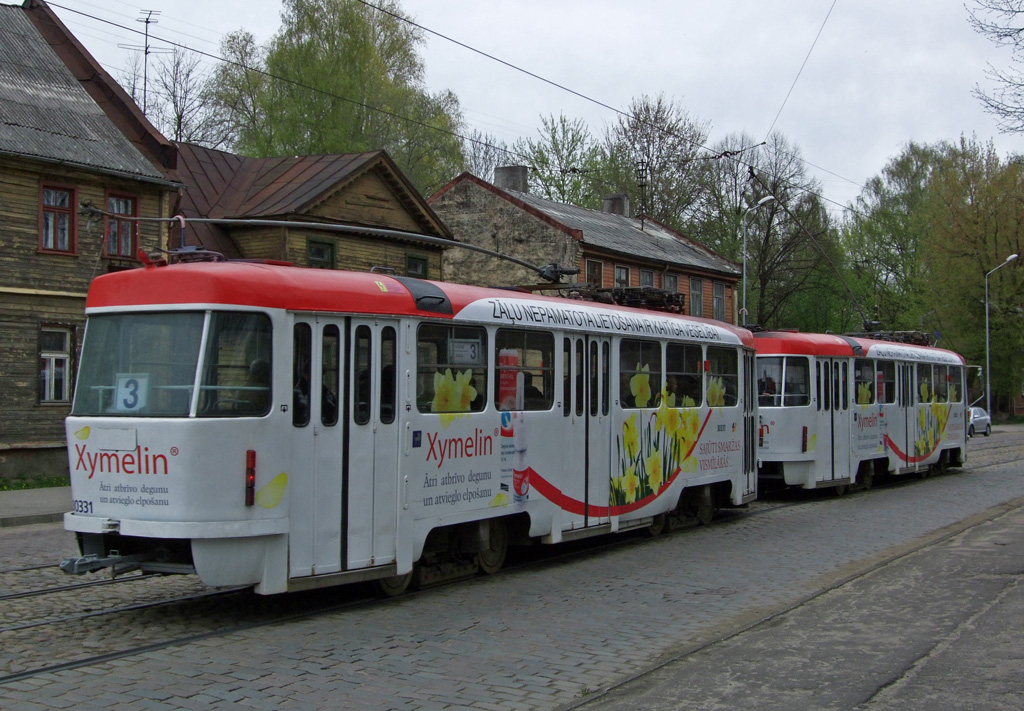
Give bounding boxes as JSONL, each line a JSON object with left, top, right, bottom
{"left": 377, "top": 570, "right": 414, "bottom": 597}
{"left": 476, "top": 519, "right": 508, "bottom": 575}
{"left": 646, "top": 513, "right": 667, "bottom": 537}
{"left": 833, "top": 484, "right": 849, "bottom": 496}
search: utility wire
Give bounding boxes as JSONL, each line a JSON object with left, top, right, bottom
{"left": 763, "top": 0, "right": 837, "bottom": 141}
{"left": 49, "top": 0, "right": 869, "bottom": 219}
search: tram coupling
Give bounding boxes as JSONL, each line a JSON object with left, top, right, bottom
{"left": 60, "top": 549, "right": 177, "bottom": 578}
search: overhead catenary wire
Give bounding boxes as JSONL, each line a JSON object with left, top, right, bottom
{"left": 46, "top": 0, "right": 871, "bottom": 220}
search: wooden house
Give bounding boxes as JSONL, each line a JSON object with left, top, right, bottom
{"left": 429, "top": 167, "right": 741, "bottom": 322}
{"left": 0, "top": 0, "right": 180, "bottom": 478}
{"left": 173, "top": 143, "right": 452, "bottom": 278}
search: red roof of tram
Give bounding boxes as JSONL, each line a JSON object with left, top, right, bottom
{"left": 754, "top": 330, "right": 965, "bottom": 364}
{"left": 84, "top": 261, "right": 756, "bottom": 346}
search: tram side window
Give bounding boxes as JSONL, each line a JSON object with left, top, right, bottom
{"left": 380, "top": 327, "right": 397, "bottom": 424}
{"left": 619, "top": 339, "right": 662, "bottom": 408}
{"left": 494, "top": 329, "right": 554, "bottom": 411}
{"left": 757, "top": 357, "right": 783, "bottom": 406}
{"left": 199, "top": 312, "right": 274, "bottom": 418}
{"left": 934, "top": 364, "right": 949, "bottom": 401}
{"left": 917, "top": 364, "right": 933, "bottom": 404}
{"left": 667, "top": 343, "right": 702, "bottom": 407}
{"left": 416, "top": 324, "right": 487, "bottom": 413}
{"left": 783, "top": 357, "right": 810, "bottom": 406}
{"left": 353, "top": 325, "right": 371, "bottom": 425}
{"left": 951, "top": 366, "right": 964, "bottom": 402}
{"left": 854, "top": 359, "right": 874, "bottom": 405}
{"left": 321, "top": 325, "right": 340, "bottom": 426}
{"left": 563, "top": 338, "right": 571, "bottom": 417}
{"left": 877, "top": 360, "right": 896, "bottom": 404}
{"left": 292, "top": 323, "right": 312, "bottom": 427}
{"left": 707, "top": 346, "right": 738, "bottom": 407}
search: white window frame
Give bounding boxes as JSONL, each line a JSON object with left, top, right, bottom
{"left": 614, "top": 265, "right": 630, "bottom": 288}
{"left": 713, "top": 281, "right": 726, "bottom": 321}
{"left": 639, "top": 269, "right": 654, "bottom": 287}
{"left": 690, "top": 277, "right": 704, "bottom": 317}
{"left": 39, "top": 326, "right": 72, "bottom": 403}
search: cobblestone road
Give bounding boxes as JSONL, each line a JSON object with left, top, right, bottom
{"left": 3, "top": 429, "right": 1023, "bottom": 710}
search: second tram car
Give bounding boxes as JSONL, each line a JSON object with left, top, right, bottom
{"left": 62, "top": 260, "right": 758, "bottom": 594}
{"left": 754, "top": 331, "right": 967, "bottom": 492}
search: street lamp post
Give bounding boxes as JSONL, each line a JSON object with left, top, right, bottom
{"left": 740, "top": 195, "right": 776, "bottom": 326}
{"left": 985, "top": 253, "right": 1018, "bottom": 415}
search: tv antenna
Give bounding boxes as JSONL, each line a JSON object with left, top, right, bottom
{"left": 117, "top": 10, "right": 172, "bottom": 114}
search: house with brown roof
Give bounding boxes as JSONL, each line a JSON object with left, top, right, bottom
{"left": 173, "top": 143, "right": 453, "bottom": 279}
{"left": 429, "top": 167, "right": 742, "bottom": 323}
{"left": 0, "top": 0, "right": 180, "bottom": 478}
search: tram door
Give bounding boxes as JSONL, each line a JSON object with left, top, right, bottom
{"left": 818, "top": 358, "right": 850, "bottom": 483}
{"left": 563, "top": 336, "right": 611, "bottom": 529}
{"left": 346, "top": 319, "right": 400, "bottom": 570}
{"left": 289, "top": 317, "right": 345, "bottom": 578}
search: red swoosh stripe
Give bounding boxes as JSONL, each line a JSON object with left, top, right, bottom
{"left": 526, "top": 410, "right": 714, "bottom": 516}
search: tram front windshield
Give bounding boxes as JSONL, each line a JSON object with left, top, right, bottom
{"left": 72, "top": 311, "right": 273, "bottom": 418}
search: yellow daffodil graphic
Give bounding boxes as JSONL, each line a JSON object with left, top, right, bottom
{"left": 622, "top": 465, "right": 639, "bottom": 503}
{"left": 646, "top": 447, "right": 664, "bottom": 493}
{"left": 630, "top": 364, "right": 652, "bottom": 408}
{"left": 707, "top": 376, "right": 726, "bottom": 407}
{"left": 431, "top": 368, "right": 476, "bottom": 427}
{"left": 919, "top": 382, "right": 930, "bottom": 402}
{"left": 622, "top": 413, "right": 641, "bottom": 460}
{"left": 857, "top": 382, "right": 872, "bottom": 405}
{"left": 74, "top": 426, "right": 90, "bottom": 440}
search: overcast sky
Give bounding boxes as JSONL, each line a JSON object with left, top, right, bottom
{"left": 46, "top": 0, "right": 1024, "bottom": 212}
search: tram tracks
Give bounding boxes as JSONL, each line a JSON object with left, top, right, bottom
{"left": 2, "top": 434, "right": 1020, "bottom": 687}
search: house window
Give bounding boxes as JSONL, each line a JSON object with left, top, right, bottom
{"left": 639, "top": 269, "right": 654, "bottom": 287}
{"left": 713, "top": 282, "right": 726, "bottom": 321}
{"left": 39, "top": 327, "right": 72, "bottom": 403}
{"left": 614, "top": 265, "right": 630, "bottom": 287}
{"left": 586, "top": 259, "right": 603, "bottom": 287}
{"left": 105, "top": 194, "right": 138, "bottom": 258}
{"left": 308, "top": 240, "right": 334, "bottom": 269}
{"left": 40, "top": 185, "right": 76, "bottom": 253}
{"left": 665, "top": 273, "right": 678, "bottom": 292}
{"left": 406, "top": 254, "right": 429, "bottom": 278}
{"left": 690, "top": 277, "right": 704, "bottom": 317}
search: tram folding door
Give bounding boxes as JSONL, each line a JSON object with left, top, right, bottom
{"left": 563, "top": 336, "right": 612, "bottom": 529}
{"left": 289, "top": 317, "right": 345, "bottom": 578}
{"left": 818, "top": 358, "right": 851, "bottom": 485}
{"left": 346, "top": 319, "right": 400, "bottom": 570}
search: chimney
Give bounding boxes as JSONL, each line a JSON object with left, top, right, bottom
{"left": 494, "top": 165, "right": 529, "bottom": 193}
{"left": 603, "top": 194, "right": 630, "bottom": 217}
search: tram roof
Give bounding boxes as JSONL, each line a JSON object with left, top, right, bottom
{"left": 85, "top": 262, "right": 755, "bottom": 347}
{"left": 754, "top": 330, "right": 965, "bottom": 364}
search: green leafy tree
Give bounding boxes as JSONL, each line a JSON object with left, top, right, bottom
{"left": 594, "top": 94, "right": 711, "bottom": 231}
{"left": 208, "top": 0, "right": 465, "bottom": 193}
{"left": 840, "top": 142, "right": 942, "bottom": 331}
{"left": 920, "top": 136, "right": 1024, "bottom": 407}
{"left": 510, "top": 114, "right": 602, "bottom": 206}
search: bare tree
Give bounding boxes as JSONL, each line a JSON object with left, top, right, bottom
{"left": 462, "top": 129, "right": 513, "bottom": 182}
{"left": 969, "top": 0, "right": 1024, "bottom": 132}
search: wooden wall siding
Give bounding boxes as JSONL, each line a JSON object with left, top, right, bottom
{"left": 281, "top": 230, "right": 443, "bottom": 278}
{"left": 432, "top": 182, "right": 583, "bottom": 288}
{"left": 0, "top": 157, "right": 174, "bottom": 454}
{"left": 0, "top": 157, "right": 170, "bottom": 294}
{"left": 227, "top": 227, "right": 288, "bottom": 262}
{"left": 0, "top": 293, "right": 84, "bottom": 444}
{"left": 310, "top": 172, "right": 422, "bottom": 233}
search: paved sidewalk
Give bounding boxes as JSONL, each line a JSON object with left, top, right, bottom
{"left": 0, "top": 486, "right": 70, "bottom": 527}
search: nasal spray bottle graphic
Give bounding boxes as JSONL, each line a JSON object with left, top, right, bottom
{"left": 512, "top": 372, "right": 530, "bottom": 503}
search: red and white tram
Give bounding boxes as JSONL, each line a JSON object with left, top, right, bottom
{"left": 62, "top": 260, "right": 757, "bottom": 594}
{"left": 754, "top": 331, "right": 967, "bottom": 492}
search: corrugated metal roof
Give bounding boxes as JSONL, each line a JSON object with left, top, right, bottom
{"left": 0, "top": 5, "right": 165, "bottom": 181}
{"left": 507, "top": 188, "right": 739, "bottom": 277}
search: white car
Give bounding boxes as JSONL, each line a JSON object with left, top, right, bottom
{"left": 968, "top": 407, "right": 992, "bottom": 437}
